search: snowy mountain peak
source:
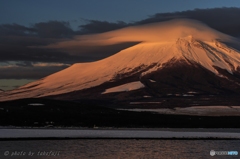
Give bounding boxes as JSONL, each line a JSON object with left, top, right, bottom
{"left": 1, "top": 19, "right": 240, "bottom": 101}
{"left": 176, "top": 35, "right": 195, "bottom": 46}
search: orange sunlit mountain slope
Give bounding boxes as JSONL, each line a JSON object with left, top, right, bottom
{"left": 1, "top": 19, "right": 240, "bottom": 101}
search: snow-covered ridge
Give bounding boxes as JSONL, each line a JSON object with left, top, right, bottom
{"left": 140, "top": 37, "right": 240, "bottom": 76}
{"left": 102, "top": 81, "right": 145, "bottom": 94}
{"left": 1, "top": 19, "right": 240, "bottom": 101}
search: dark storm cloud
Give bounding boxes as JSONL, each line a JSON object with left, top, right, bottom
{"left": 33, "top": 21, "right": 74, "bottom": 38}
{"left": 16, "top": 61, "right": 33, "bottom": 67}
{"left": 0, "top": 21, "right": 88, "bottom": 64}
{"left": 0, "top": 21, "right": 75, "bottom": 38}
{"left": 0, "top": 43, "right": 82, "bottom": 64}
{"left": 78, "top": 20, "right": 128, "bottom": 34}
{"left": 0, "top": 23, "right": 36, "bottom": 36}
{"left": 0, "top": 64, "right": 70, "bottom": 79}
{"left": 0, "top": 85, "right": 19, "bottom": 89}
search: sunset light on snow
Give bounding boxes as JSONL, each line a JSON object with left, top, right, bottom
{"left": 1, "top": 19, "right": 240, "bottom": 102}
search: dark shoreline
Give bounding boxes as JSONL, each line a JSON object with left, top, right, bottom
{"left": 1, "top": 98, "right": 240, "bottom": 128}
{"left": 1, "top": 137, "right": 240, "bottom": 141}
{"left": 2, "top": 127, "right": 240, "bottom": 132}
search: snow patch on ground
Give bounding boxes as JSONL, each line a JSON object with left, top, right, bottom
{"left": 28, "top": 103, "right": 45, "bottom": 106}
{"left": 119, "top": 106, "right": 240, "bottom": 116}
{"left": 188, "top": 91, "right": 198, "bottom": 94}
{"left": 149, "top": 79, "right": 156, "bottom": 82}
{"left": 102, "top": 81, "right": 144, "bottom": 94}
{"left": 143, "top": 95, "right": 152, "bottom": 98}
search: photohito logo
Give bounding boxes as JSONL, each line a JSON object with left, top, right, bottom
{"left": 210, "top": 150, "right": 215, "bottom": 156}
{"left": 210, "top": 150, "right": 238, "bottom": 156}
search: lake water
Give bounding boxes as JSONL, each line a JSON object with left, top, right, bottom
{"left": 0, "top": 139, "right": 239, "bottom": 159}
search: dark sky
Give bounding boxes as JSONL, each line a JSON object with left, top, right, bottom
{"left": 1, "top": 0, "right": 240, "bottom": 90}
{"left": 2, "top": 0, "right": 240, "bottom": 28}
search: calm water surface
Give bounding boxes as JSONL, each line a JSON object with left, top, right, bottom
{"left": 0, "top": 140, "right": 239, "bottom": 159}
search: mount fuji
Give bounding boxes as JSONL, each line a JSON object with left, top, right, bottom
{"left": 2, "top": 19, "right": 240, "bottom": 107}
